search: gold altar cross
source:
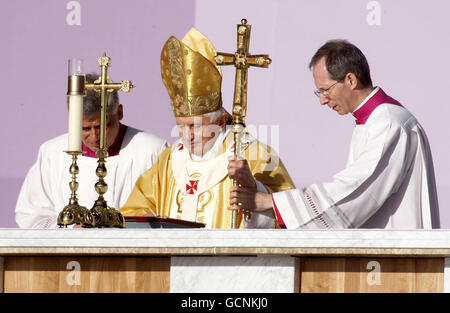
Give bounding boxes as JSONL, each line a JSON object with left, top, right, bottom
{"left": 85, "top": 53, "right": 134, "bottom": 228}
{"left": 214, "top": 19, "right": 271, "bottom": 228}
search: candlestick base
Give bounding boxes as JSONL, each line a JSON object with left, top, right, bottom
{"left": 90, "top": 199, "right": 125, "bottom": 228}
{"left": 58, "top": 203, "right": 94, "bottom": 228}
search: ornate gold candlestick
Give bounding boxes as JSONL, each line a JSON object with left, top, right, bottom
{"left": 58, "top": 151, "right": 94, "bottom": 228}
{"left": 89, "top": 148, "right": 125, "bottom": 228}
{"left": 215, "top": 19, "right": 272, "bottom": 228}
{"left": 58, "top": 54, "right": 133, "bottom": 228}
{"left": 58, "top": 59, "right": 93, "bottom": 228}
{"left": 85, "top": 53, "right": 134, "bottom": 228}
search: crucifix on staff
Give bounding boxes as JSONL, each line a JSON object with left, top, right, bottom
{"left": 215, "top": 19, "right": 272, "bottom": 228}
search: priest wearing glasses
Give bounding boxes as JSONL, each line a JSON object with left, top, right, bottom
{"left": 228, "top": 39, "right": 440, "bottom": 229}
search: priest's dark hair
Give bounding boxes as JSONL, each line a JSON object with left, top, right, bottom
{"left": 82, "top": 73, "right": 120, "bottom": 119}
{"left": 309, "top": 40, "right": 373, "bottom": 88}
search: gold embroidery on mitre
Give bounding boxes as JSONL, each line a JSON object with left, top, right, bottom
{"left": 161, "top": 29, "right": 223, "bottom": 117}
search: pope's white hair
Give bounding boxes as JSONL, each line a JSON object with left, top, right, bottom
{"left": 203, "top": 107, "right": 226, "bottom": 123}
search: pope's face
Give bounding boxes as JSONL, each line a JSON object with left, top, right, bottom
{"left": 82, "top": 105, "right": 123, "bottom": 152}
{"left": 175, "top": 115, "right": 224, "bottom": 156}
{"left": 312, "top": 57, "right": 353, "bottom": 115}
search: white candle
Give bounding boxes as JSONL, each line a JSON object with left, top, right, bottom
{"left": 67, "top": 58, "right": 85, "bottom": 152}
{"left": 68, "top": 94, "right": 83, "bottom": 151}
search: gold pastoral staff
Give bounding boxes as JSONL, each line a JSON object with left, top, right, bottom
{"left": 214, "top": 19, "right": 272, "bottom": 228}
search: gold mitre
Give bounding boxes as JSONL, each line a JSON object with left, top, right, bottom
{"left": 161, "top": 28, "right": 223, "bottom": 117}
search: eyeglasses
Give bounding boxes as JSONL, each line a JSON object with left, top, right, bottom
{"left": 313, "top": 80, "right": 342, "bottom": 98}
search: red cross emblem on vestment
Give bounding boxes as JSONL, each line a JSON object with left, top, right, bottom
{"left": 177, "top": 143, "right": 184, "bottom": 151}
{"left": 186, "top": 179, "right": 199, "bottom": 195}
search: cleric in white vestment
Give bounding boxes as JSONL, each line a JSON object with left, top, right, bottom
{"left": 228, "top": 40, "right": 440, "bottom": 229}
{"left": 15, "top": 73, "right": 168, "bottom": 229}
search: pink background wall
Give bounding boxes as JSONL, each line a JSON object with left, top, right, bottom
{"left": 1, "top": 0, "right": 448, "bottom": 228}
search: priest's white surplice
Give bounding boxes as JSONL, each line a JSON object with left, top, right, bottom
{"left": 273, "top": 90, "right": 440, "bottom": 229}
{"left": 15, "top": 127, "right": 167, "bottom": 228}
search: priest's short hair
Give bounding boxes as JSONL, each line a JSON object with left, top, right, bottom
{"left": 309, "top": 40, "right": 373, "bottom": 88}
{"left": 82, "top": 73, "right": 120, "bottom": 119}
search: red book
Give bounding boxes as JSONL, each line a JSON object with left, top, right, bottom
{"left": 125, "top": 216, "right": 205, "bottom": 229}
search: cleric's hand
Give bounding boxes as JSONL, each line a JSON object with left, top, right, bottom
{"left": 228, "top": 186, "right": 273, "bottom": 212}
{"left": 227, "top": 156, "right": 256, "bottom": 188}
{"left": 227, "top": 156, "right": 274, "bottom": 213}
